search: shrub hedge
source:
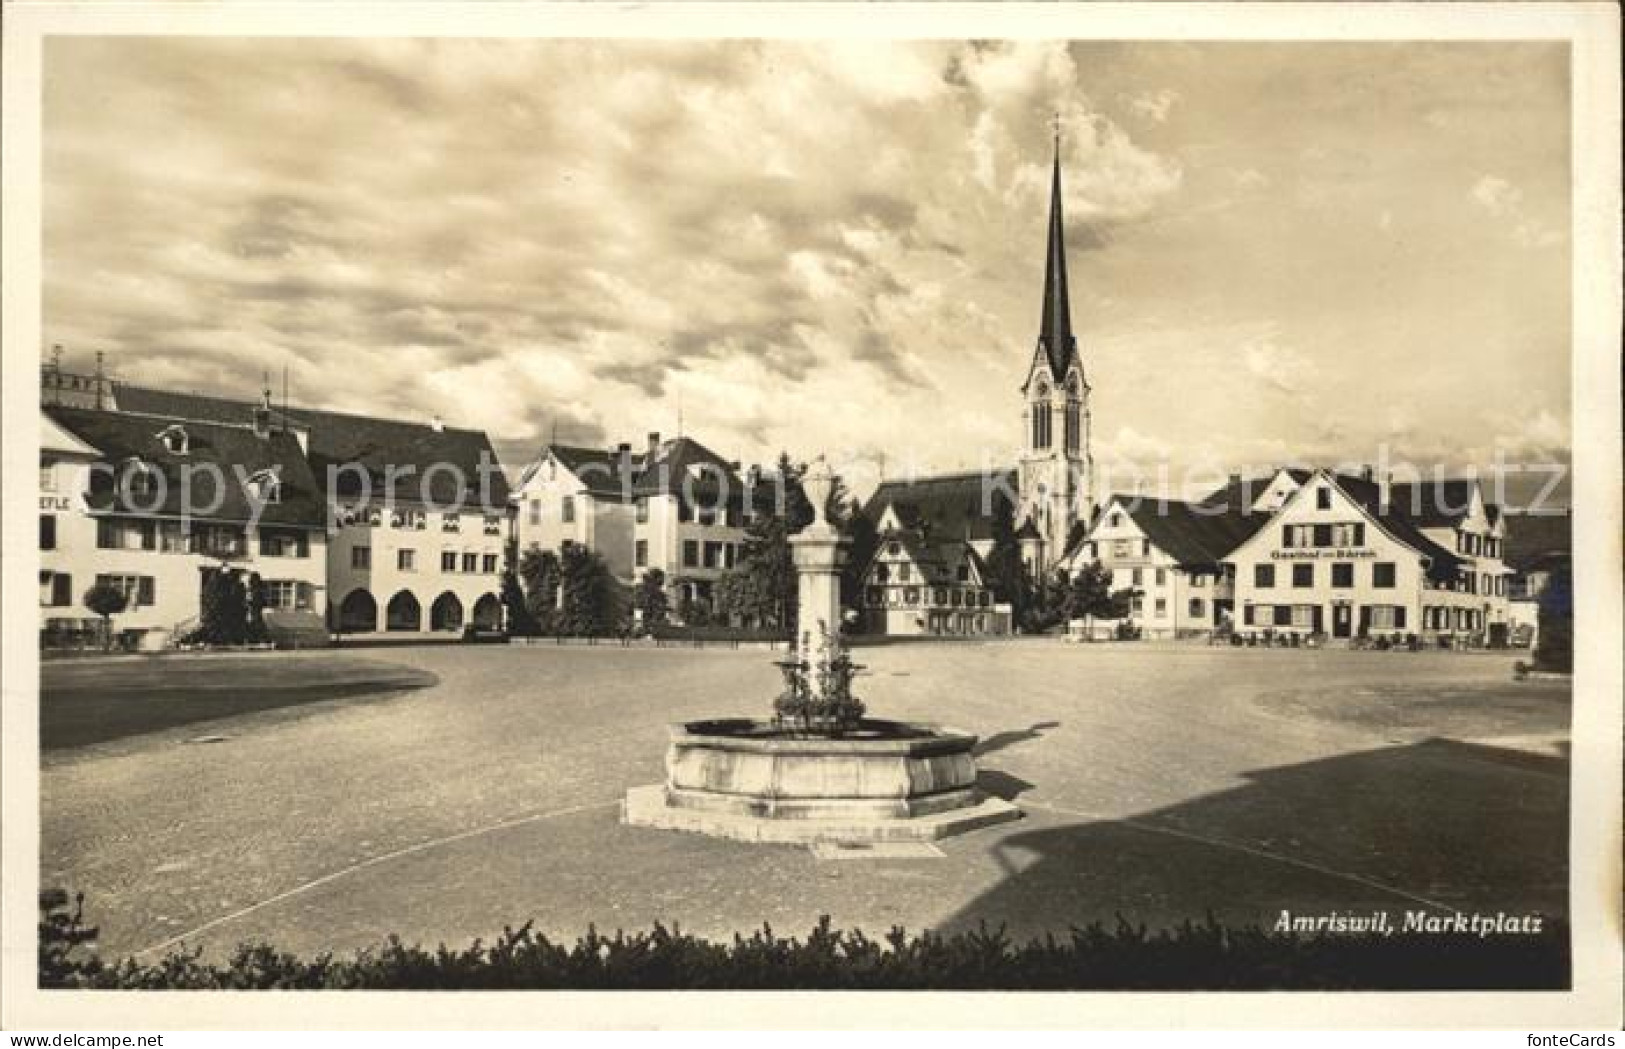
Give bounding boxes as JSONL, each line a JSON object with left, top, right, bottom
{"left": 40, "top": 891, "right": 1567, "bottom": 991}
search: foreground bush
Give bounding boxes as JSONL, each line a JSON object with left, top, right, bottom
{"left": 40, "top": 891, "right": 1567, "bottom": 991}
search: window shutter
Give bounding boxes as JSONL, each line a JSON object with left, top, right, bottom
{"left": 141, "top": 521, "right": 156, "bottom": 550}
{"left": 137, "top": 576, "right": 155, "bottom": 606}
{"left": 53, "top": 573, "right": 72, "bottom": 607}
{"left": 40, "top": 515, "right": 57, "bottom": 550}
{"left": 97, "top": 519, "right": 116, "bottom": 549}
{"left": 1395, "top": 605, "right": 1407, "bottom": 630}
{"left": 296, "top": 581, "right": 313, "bottom": 610}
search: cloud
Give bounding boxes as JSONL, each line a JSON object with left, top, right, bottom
{"left": 1126, "top": 88, "right": 1180, "bottom": 124}
{"left": 1242, "top": 339, "right": 1319, "bottom": 396}
{"left": 1469, "top": 174, "right": 1563, "bottom": 248}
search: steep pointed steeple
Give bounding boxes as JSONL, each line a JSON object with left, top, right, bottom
{"left": 1037, "top": 126, "right": 1078, "bottom": 382}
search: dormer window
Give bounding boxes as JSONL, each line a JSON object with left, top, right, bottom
{"left": 245, "top": 467, "right": 282, "bottom": 504}
{"left": 157, "top": 424, "right": 190, "bottom": 455}
{"left": 121, "top": 457, "right": 160, "bottom": 498}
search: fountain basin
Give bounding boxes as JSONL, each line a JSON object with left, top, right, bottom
{"left": 622, "top": 718, "right": 1022, "bottom": 843}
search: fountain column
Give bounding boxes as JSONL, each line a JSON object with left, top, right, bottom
{"left": 788, "top": 457, "right": 849, "bottom": 661}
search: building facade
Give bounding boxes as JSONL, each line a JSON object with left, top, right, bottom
{"left": 1060, "top": 494, "right": 1267, "bottom": 639}
{"left": 40, "top": 404, "right": 328, "bottom": 645}
{"left": 511, "top": 432, "right": 751, "bottom": 614}
{"left": 111, "top": 384, "right": 511, "bottom": 636}
{"left": 856, "top": 502, "right": 1008, "bottom": 636}
{"left": 1224, "top": 470, "right": 1511, "bottom": 644}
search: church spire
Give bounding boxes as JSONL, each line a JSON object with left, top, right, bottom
{"left": 1037, "top": 118, "right": 1077, "bottom": 382}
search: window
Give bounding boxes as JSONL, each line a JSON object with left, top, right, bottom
{"left": 1154, "top": 597, "right": 1167, "bottom": 617}
{"left": 1112, "top": 539, "right": 1133, "bottom": 558}
{"left": 697, "top": 507, "right": 719, "bottom": 527}
{"left": 441, "top": 551, "right": 457, "bottom": 572}
{"left": 1292, "top": 563, "right": 1313, "bottom": 588}
{"left": 484, "top": 515, "right": 502, "bottom": 537}
{"left": 259, "top": 529, "right": 309, "bottom": 558}
{"left": 244, "top": 468, "right": 282, "bottom": 504}
{"left": 1254, "top": 564, "right": 1275, "bottom": 588}
{"left": 1189, "top": 598, "right": 1205, "bottom": 618}
{"left": 561, "top": 497, "right": 575, "bottom": 524}
{"left": 264, "top": 580, "right": 298, "bottom": 610}
{"left": 1368, "top": 605, "right": 1403, "bottom": 630}
{"left": 40, "top": 514, "right": 56, "bottom": 550}
{"left": 1154, "top": 568, "right": 1166, "bottom": 587}
{"left": 482, "top": 554, "right": 499, "bottom": 574}
{"left": 900, "top": 563, "right": 912, "bottom": 582}
{"left": 635, "top": 540, "right": 648, "bottom": 568}
{"left": 934, "top": 588, "right": 948, "bottom": 606}
{"left": 635, "top": 499, "right": 649, "bottom": 524}
{"left": 528, "top": 499, "right": 542, "bottom": 526}
{"left": 1064, "top": 401, "right": 1081, "bottom": 454}
{"left": 352, "top": 546, "right": 372, "bottom": 570}
{"left": 96, "top": 574, "right": 155, "bottom": 608}
{"left": 398, "top": 549, "right": 416, "bottom": 571}
{"left": 875, "top": 564, "right": 891, "bottom": 582}
{"left": 1290, "top": 605, "right": 1316, "bottom": 629}
{"left": 1332, "top": 562, "right": 1354, "bottom": 588}
{"left": 442, "top": 513, "right": 461, "bottom": 533}
{"left": 1131, "top": 568, "right": 1143, "bottom": 586}
{"left": 45, "top": 571, "right": 72, "bottom": 607}
{"left": 1316, "top": 487, "right": 1332, "bottom": 510}
{"left": 887, "top": 541, "right": 901, "bottom": 555}
{"left": 682, "top": 540, "right": 698, "bottom": 568}
{"left": 1373, "top": 562, "right": 1396, "bottom": 588}
{"left": 1313, "top": 524, "right": 1332, "bottom": 548}
{"left": 955, "top": 564, "right": 969, "bottom": 582}
{"left": 1142, "top": 539, "right": 1152, "bottom": 556}
{"left": 40, "top": 464, "right": 56, "bottom": 491}
{"left": 1273, "top": 605, "right": 1292, "bottom": 627}
{"left": 462, "top": 552, "right": 478, "bottom": 573}
{"left": 904, "top": 586, "right": 920, "bottom": 606}
{"left": 1109, "top": 512, "right": 1122, "bottom": 528}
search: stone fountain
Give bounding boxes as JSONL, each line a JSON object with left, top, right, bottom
{"left": 622, "top": 458, "right": 1022, "bottom": 843}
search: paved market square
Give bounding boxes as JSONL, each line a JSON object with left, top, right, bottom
{"left": 41, "top": 641, "right": 1570, "bottom": 962}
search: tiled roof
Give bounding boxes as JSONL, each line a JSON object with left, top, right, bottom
{"left": 1199, "top": 468, "right": 1313, "bottom": 511}
{"left": 45, "top": 405, "right": 326, "bottom": 528}
{"left": 112, "top": 384, "right": 509, "bottom": 509}
{"left": 1328, "top": 474, "right": 1463, "bottom": 583}
{"left": 1096, "top": 494, "right": 1271, "bottom": 569}
{"left": 863, "top": 469, "right": 1019, "bottom": 545}
{"left": 1500, "top": 510, "right": 1571, "bottom": 571}
{"left": 1385, "top": 479, "right": 1481, "bottom": 527}
{"left": 535, "top": 436, "right": 748, "bottom": 505}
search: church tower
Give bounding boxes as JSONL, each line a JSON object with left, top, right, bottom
{"left": 1016, "top": 129, "right": 1092, "bottom": 572}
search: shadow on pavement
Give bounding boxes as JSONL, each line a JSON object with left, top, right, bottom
{"left": 941, "top": 737, "right": 1569, "bottom": 987}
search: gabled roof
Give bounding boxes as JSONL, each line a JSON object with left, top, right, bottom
{"left": 112, "top": 384, "right": 509, "bottom": 508}
{"left": 529, "top": 436, "right": 747, "bottom": 505}
{"left": 1325, "top": 473, "right": 1464, "bottom": 583}
{"left": 1199, "top": 468, "right": 1313, "bottom": 512}
{"left": 862, "top": 469, "right": 1019, "bottom": 545}
{"left": 1385, "top": 479, "right": 1481, "bottom": 528}
{"left": 44, "top": 405, "right": 325, "bottom": 528}
{"left": 1094, "top": 493, "right": 1271, "bottom": 569}
{"left": 865, "top": 529, "right": 989, "bottom": 589}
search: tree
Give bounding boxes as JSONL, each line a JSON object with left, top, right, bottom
{"left": 245, "top": 572, "right": 269, "bottom": 643}
{"left": 81, "top": 582, "right": 128, "bottom": 651}
{"left": 1067, "top": 560, "right": 1116, "bottom": 621}
{"left": 558, "top": 543, "right": 616, "bottom": 636}
{"left": 1533, "top": 558, "right": 1572, "bottom": 673}
{"left": 518, "top": 547, "right": 561, "bottom": 635}
{"left": 840, "top": 497, "right": 879, "bottom": 611}
{"left": 195, "top": 567, "right": 250, "bottom": 645}
{"left": 715, "top": 454, "right": 819, "bottom": 635}
{"left": 632, "top": 569, "right": 670, "bottom": 631}
{"left": 983, "top": 490, "right": 1030, "bottom": 625}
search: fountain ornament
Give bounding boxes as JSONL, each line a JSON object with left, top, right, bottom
{"left": 622, "top": 456, "right": 1023, "bottom": 844}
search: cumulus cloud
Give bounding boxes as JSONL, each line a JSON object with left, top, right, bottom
{"left": 1126, "top": 88, "right": 1180, "bottom": 124}
{"left": 44, "top": 38, "right": 1188, "bottom": 471}
{"left": 1469, "top": 174, "right": 1563, "bottom": 248}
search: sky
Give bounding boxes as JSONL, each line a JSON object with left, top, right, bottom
{"left": 43, "top": 38, "right": 1571, "bottom": 500}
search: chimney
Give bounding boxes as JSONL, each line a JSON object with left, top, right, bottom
{"left": 617, "top": 441, "right": 632, "bottom": 456}
{"left": 647, "top": 431, "right": 661, "bottom": 454}
{"left": 252, "top": 387, "right": 273, "bottom": 439}
{"left": 430, "top": 415, "right": 444, "bottom": 433}
{"left": 1361, "top": 465, "right": 1374, "bottom": 481}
